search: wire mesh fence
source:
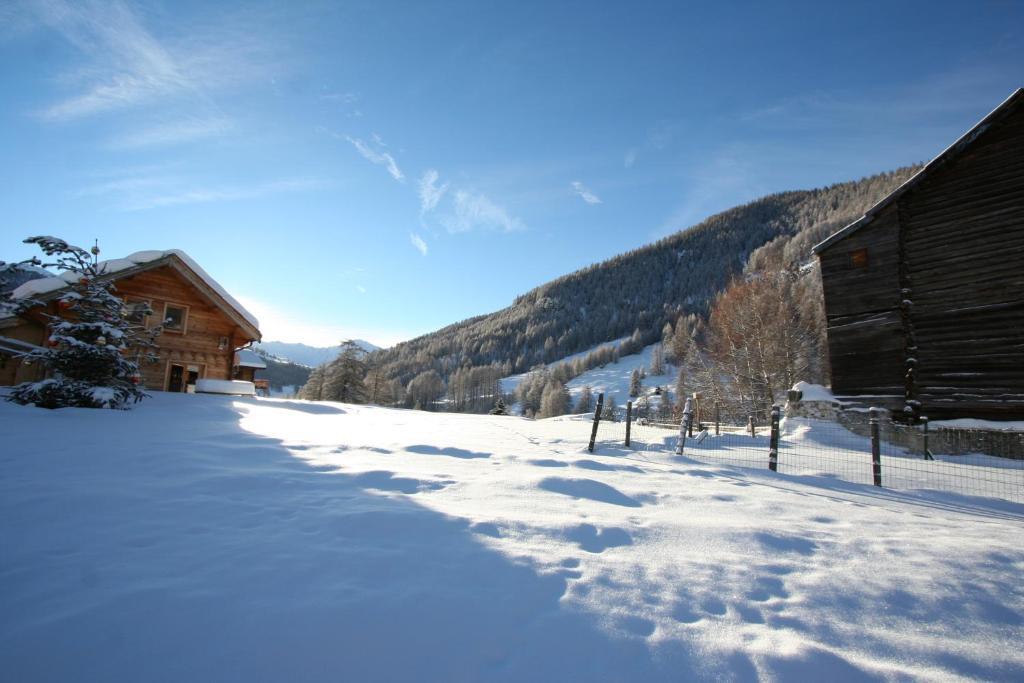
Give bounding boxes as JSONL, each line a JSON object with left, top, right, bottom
{"left": 588, "top": 398, "right": 1024, "bottom": 505}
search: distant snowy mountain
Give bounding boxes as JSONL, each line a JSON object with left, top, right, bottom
{"left": 254, "top": 340, "right": 380, "bottom": 367}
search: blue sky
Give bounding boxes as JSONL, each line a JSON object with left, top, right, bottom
{"left": 1, "top": 1, "right": 1021, "bottom": 347}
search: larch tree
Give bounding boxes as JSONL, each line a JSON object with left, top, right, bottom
{"left": 323, "top": 340, "right": 368, "bottom": 403}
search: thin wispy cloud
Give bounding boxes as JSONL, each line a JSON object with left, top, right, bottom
{"left": 74, "top": 175, "right": 173, "bottom": 197}
{"left": 118, "top": 177, "right": 329, "bottom": 211}
{"left": 346, "top": 135, "right": 404, "bottom": 182}
{"left": 570, "top": 181, "right": 602, "bottom": 205}
{"left": 107, "top": 116, "right": 233, "bottom": 149}
{"left": 624, "top": 148, "right": 638, "bottom": 168}
{"left": 443, "top": 190, "right": 525, "bottom": 233}
{"left": 410, "top": 232, "right": 428, "bottom": 256}
{"left": 23, "top": 0, "right": 276, "bottom": 122}
{"left": 418, "top": 168, "right": 449, "bottom": 214}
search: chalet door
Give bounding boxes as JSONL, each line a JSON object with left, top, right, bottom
{"left": 185, "top": 366, "right": 200, "bottom": 393}
{"left": 168, "top": 364, "right": 185, "bottom": 392}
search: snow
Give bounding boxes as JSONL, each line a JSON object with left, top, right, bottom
{"left": 791, "top": 381, "right": 837, "bottom": 403}
{"left": 9, "top": 249, "right": 259, "bottom": 331}
{"left": 194, "top": 378, "right": 256, "bottom": 395}
{"left": 930, "top": 418, "right": 1024, "bottom": 431}
{"left": 500, "top": 336, "right": 630, "bottom": 394}
{"left": 2, "top": 394, "right": 1022, "bottom": 681}
{"left": 563, "top": 344, "right": 676, "bottom": 408}
{"left": 502, "top": 341, "right": 677, "bottom": 412}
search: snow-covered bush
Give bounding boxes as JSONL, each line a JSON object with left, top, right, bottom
{"left": 7, "top": 237, "right": 160, "bottom": 410}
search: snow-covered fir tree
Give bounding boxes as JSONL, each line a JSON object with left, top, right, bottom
{"left": 7, "top": 237, "right": 160, "bottom": 410}
{"left": 489, "top": 397, "right": 507, "bottom": 415}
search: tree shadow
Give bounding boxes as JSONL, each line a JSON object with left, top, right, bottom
{"left": 0, "top": 395, "right": 706, "bottom": 682}
{"left": 538, "top": 476, "right": 644, "bottom": 508}
{"left": 405, "top": 444, "right": 491, "bottom": 459}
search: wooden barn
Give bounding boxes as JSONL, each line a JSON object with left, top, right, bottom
{"left": 813, "top": 88, "right": 1024, "bottom": 420}
{"left": 0, "top": 250, "right": 261, "bottom": 393}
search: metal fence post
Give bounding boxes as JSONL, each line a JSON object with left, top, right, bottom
{"left": 870, "top": 408, "right": 882, "bottom": 486}
{"left": 625, "top": 400, "right": 632, "bottom": 448}
{"left": 768, "top": 405, "right": 780, "bottom": 472}
{"left": 588, "top": 393, "right": 604, "bottom": 454}
{"left": 921, "top": 416, "right": 934, "bottom": 460}
{"left": 676, "top": 398, "right": 693, "bottom": 455}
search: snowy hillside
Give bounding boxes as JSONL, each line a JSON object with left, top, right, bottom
{"left": 255, "top": 339, "right": 381, "bottom": 367}
{"left": 2, "top": 394, "right": 1023, "bottom": 681}
{"left": 503, "top": 341, "right": 679, "bottom": 413}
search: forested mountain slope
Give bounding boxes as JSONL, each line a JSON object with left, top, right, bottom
{"left": 370, "top": 166, "right": 919, "bottom": 387}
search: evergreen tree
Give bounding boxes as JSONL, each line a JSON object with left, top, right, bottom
{"left": 660, "top": 390, "right": 676, "bottom": 421}
{"left": 602, "top": 395, "right": 618, "bottom": 422}
{"left": 489, "top": 397, "right": 508, "bottom": 415}
{"left": 323, "top": 340, "right": 368, "bottom": 403}
{"left": 7, "top": 237, "right": 160, "bottom": 410}
{"left": 406, "top": 370, "right": 444, "bottom": 410}
{"left": 629, "top": 368, "right": 642, "bottom": 397}
{"left": 539, "top": 380, "right": 570, "bottom": 418}
{"left": 650, "top": 344, "right": 665, "bottom": 375}
{"left": 299, "top": 365, "right": 326, "bottom": 400}
{"left": 575, "top": 385, "right": 593, "bottom": 414}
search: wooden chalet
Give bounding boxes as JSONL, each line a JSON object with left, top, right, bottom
{"left": 0, "top": 250, "right": 261, "bottom": 393}
{"left": 813, "top": 88, "right": 1024, "bottom": 420}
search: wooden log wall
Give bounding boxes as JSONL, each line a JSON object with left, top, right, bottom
{"left": 113, "top": 265, "right": 247, "bottom": 391}
{"left": 820, "top": 97, "right": 1024, "bottom": 419}
{"left": 818, "top": 205, "right": 904, "bottom": 397}
{"left": 902, "top": 104, "right": 1024, "bottom": 419}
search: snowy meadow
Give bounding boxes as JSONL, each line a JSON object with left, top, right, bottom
{"left": 2, "top": 394, "right": 1023, "bottom": 681}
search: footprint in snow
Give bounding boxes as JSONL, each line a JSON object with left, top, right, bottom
{"left": 566, "top": 523, "right": 633, "bottom": 553}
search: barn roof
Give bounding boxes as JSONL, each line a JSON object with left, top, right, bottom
{"left": 813, "top": 87, "right": 1024, "bottom": 254}
{"left": 7, "top": 249, "right": 260, "bottom": 341}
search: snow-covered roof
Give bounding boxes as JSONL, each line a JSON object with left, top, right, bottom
{"left": 234, "top": 348, "right": 267, "bottom": 369}
{"left": 0, "top": 335, "right": 45, "bottom": 354}
{"left": 9, "top": 249, "right": 260, "bottom": 333}
{"left": 813, "top": 87, "right": 1024, "bottom": 254}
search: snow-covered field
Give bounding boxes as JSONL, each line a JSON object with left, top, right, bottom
{"left": 3, "top": 394, "right": 1024, "bottom": 681}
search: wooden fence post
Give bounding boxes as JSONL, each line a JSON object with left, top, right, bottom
{"left": 870, "top": 408, "right": 882, "bottom": 486}
{"left": 588, "top": 393, "right": 604, "bottom": 454}
{"left": 625, "top": 401, "right": 632, "bottom": 448}
{"left": 714, "top": 403, "right": 720, "bottom": 436}
{"left": 921, "top": 416, "right": 935, "bottom": 460}
{"left": 676, "top": 398, "right": 693, "bottom": 455}
{"left": 768, "top": 405, "right": 780, "bottom": 472}
{"left": 748, "top": 415, "right": 756, "bottom": 439}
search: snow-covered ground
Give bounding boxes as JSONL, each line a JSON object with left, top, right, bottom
{"left": 2, "top": 394, "right": 1023, "bottom": 681}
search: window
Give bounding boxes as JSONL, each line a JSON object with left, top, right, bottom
{"left": 849, "top": 248, "right": 869, "bottom": 269}
{"left": 162, "top": 303, "right": 189, "bottom": 333}
{"left": 125, "top": 299, "right": 151, "bottom": 325}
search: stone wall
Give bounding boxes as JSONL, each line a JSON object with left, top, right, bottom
{"left": 784, "top": 395, "right": 1024, "bottom": 459}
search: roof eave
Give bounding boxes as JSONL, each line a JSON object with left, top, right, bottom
{"left": 813, "top": 87, "right": 1024, "bottom": 255}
